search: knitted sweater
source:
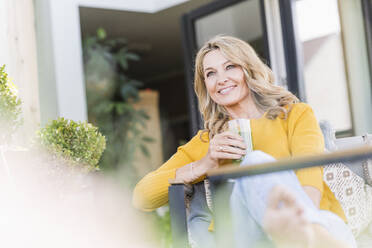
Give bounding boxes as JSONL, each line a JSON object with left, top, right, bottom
{"left": 133, "top": 103, "right": 346, "bottom": 221}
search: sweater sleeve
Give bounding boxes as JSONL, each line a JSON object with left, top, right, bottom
{"left": 132, "top": 131, "right": 205, "bottom": 211}
{"left": 288, "top": 103, "right": 325, "bottom": 195}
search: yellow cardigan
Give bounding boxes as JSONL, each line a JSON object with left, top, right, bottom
{"left": 133, "top": 103, "right": 346, "bottom": 221}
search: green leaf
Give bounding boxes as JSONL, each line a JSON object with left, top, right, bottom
{"left": 128, "top": 79, "right": 143, "bottom": 88}
{"left": 126, "top": 53, "right": 140, "bottom": 61}
{"left": 118, "top": 47, "right": 129, "bottom": 54}
{"left": 120, "top": 84, "right": 138, "bottom": 99}
{"left": 137, "top": 109, "right": 150, "bottom": 120}
{"left": 115, "top": 38, "right": 127, "bottom": 45}
{"left": 104, "top": 40, "right": 117, "bottom": 47}
{"left": 142, "top": 136, "right": 155, "bottom": 143}
{"left": 117, "top": 55, "right": 128, "bottom": 70}
{"left": 97, "top": 27, "right": 107, "bottom": 40}
{"left": 83, "top": 37, "right": 98, "bottom": 50}
{"left": 139, "top": 143, "right": 150, "bottom": 158}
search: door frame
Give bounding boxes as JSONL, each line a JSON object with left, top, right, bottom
{"left": 362, "top": 0, "right": 372, "bottom": 96}
{"left": 181, "top": 0, "right": 270, "bottom": 136}
{"left": 278, "top": 0, "right": 306, "bottom": 101}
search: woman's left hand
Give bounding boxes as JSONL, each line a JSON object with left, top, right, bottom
{"left": 204, "top": 131, "right": 247, "bottom": 164}
{"left": 302, "top": 186, "right": 321, "bottom": 208}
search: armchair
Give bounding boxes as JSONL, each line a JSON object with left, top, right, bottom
{"left": 168, "top": 131, "right": 372, "bottom": 248}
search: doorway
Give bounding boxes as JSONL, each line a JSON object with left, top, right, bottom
{"left": 79, "top": 0, "right": 213, "bottom": 179}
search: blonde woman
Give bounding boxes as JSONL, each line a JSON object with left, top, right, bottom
{"left": 133, "top": 35, "right": 355, "bottom": 248}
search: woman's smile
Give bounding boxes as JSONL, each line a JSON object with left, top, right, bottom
{"left": 218, "top": 85, "right": 237, "bottom": 95}
{"left": 203, "top": 49, "right": 250, "bottom": 108}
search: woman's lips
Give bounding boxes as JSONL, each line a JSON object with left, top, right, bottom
{"left": 218, "top": 85, "right": 236, "bottom": 95}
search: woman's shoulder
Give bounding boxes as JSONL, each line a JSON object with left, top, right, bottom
{"left": 280, "top": 102, "right": 316, "bottom": 124}
{"left": 191, "top": 130, "right": 210, "bottom": 143}
{"left": 177, "top": 130, "right": 209, "bottom": 160}
{"left": 178, "top": 130, "right": 209, "bottom": 149}
{"left": 288, "top": 102, "right": 314, "bottom": 116}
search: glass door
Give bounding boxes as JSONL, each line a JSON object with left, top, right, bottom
{"left": 280, "top": 0, "right": 369, "bottom": 136}
{"left": 181, "top": 0, "right": 270, "bottom": 135}
{"left": 293, "top": 0, "right": 353, "bottom": 135}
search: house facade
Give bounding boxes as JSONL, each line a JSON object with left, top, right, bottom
{"left": 1, "top": 0, "right": 372, "bottom": 147}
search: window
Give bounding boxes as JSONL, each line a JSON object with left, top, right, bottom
{"left": 295, "top": 0, "right": 353, "bottom": 134}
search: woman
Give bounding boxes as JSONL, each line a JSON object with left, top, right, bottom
{"left": 133, "top": 35, "right": 355, "bottom": 247}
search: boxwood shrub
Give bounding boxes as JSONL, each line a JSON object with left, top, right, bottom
{"left": 37, "top": 117, "right": 106, "bottom": 171}
{"left": 0, "top": 65, "right": 22, "bottom": 143}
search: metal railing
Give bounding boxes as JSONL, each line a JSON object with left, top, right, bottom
{"left": 169, "top": 145, "right": 372, "bottom": 248}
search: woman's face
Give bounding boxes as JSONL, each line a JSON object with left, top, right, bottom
{"left": 202, "top": 49, "right": 250, "bottom": 107}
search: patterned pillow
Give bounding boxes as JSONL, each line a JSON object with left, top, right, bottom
{"left": 324, "top": 162, "right": 372, "bottom": 236}
{"left": 320, "top": 120, "right": 372, "bottom": 236}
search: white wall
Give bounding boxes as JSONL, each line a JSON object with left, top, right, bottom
{"left": 35, "top": 0, "right": 87, "bottom": 124}
{"left": 0, "top": 0, "right": 40, "bottom": 143}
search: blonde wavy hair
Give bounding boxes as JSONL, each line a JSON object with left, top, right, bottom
{"left": 194, "top": 35, "right": 299, "bottom": 139}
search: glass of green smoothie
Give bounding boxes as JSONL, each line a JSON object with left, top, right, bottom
{"left": 228, "top": 119, "right": 253, "bottom": 164}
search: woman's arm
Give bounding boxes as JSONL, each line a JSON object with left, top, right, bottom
{"left": 133, "top": 130, "right": 247, "bottom": 211}
{"left": 133, "top": 132, "right": 204, "bottom": 211}
{"left": 175, "top": 131, "right": 246, "bottom": 183}
{"left": 288, "top": 103, "right": 325, "bottom": 208}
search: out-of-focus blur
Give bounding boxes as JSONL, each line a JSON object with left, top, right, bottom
{"left": 0, "top": 147, "right": 157, "bottom": 248}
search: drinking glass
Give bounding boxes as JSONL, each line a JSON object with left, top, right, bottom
{"left": 228, "top": 119, "right": 253, "bottom": 164}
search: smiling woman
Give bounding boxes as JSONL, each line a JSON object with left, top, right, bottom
{"left": 202, "top": 50, "right": 251, "bottom": 115}
{"left": 194, "top": 35, "right": 299, "bottom": 139}
{"left": 133, "top": 35, "right": 356, "bottom": 248}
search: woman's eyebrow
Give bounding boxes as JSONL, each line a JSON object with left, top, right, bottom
{"left": 223, "top": 60, "right": 231, "bottom": 65}
{"left": 204, "top": 60, "right": 230, "bottom": 72}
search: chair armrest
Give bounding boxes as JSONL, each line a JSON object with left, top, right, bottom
{"left": 168, "top": 181, "right": 192, "bottom": 248}
{"left": 207, "top": 146, "right": 372, "bottom": 180}
{"left": 206, "top": 146, "right": 372, "bottom": 248}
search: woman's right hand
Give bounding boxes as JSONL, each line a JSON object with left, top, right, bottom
{"left": 175, "top": 131, "right": 247, "bottom": 183}
{"left": 203, "top": 131, "right": 247, "bottom": 169}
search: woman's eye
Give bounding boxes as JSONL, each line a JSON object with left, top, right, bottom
{"left": 226, "top": 64, "right": 235, "bottom": 70}
{"left": 206, "top": 71, "right": 214, "bottom": 77}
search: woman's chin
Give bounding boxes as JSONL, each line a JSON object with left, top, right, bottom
{"left": 216, "top": 99, "right": 240, "bottom": 108}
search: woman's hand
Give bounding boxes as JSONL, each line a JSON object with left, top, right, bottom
{"left": 205, "top": 131, "right": 247, "bottom": 166}
{"left": 175, "top": 131, "right": 247, "bottom": 183}
{"left": 302, "top": 186, "right": 321, "bottom": 208}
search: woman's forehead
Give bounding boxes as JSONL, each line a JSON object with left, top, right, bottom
{"left": 202, "top": 50, "right": 230, "bottom": 69}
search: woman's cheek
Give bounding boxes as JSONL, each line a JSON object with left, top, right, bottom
{"left": 205, "top": 80, "right": 216, "bottom": 95}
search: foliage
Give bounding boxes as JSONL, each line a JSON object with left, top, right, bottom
{"left": 36, "top": 117, "right": 106, "bottom": 171}
{"left": 153, "top": 208, "right": 172, "bottom": 248}
{"left": 82, "top": 28, "right": 154, "bottom": 184}
{"left": 0, "top": 65, "right": 23, "bottom": 144}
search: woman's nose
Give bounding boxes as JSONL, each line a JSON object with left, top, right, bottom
{"left": 217, "top": 72, "right": 228, "bottom": 85}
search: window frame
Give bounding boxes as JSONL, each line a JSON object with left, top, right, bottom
{"left": 180, "top": 0, "right": 270, "bottom": 136}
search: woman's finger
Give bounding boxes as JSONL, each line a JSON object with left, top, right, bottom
{"left": 214, "top": 152, "right": 243, "bottom": 160}
{"left": 219, "top": 139, "right": 247, "bottom": 150}
{"left": 215, "top": 145, "right": 246, "bottom": 155}
{"left": 212, "top": 132, "right": 246, "bottom": 150}
{"left": 221, "top": 131, "right": 244, "bottom": 141}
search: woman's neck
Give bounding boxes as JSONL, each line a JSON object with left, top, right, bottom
{"left": 226, "top": 97, "right": 263, "bottom": 119}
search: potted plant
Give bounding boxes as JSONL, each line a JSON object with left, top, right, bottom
{"left": 36, "top": 117, "right": 106, "bottom": 172}
{"left": 0, "top": 65, "right": 23, "bottom": 183}
{"left": 82, "top": 28, "right": 154, "bottom": 186}
{"left": 0, "top": 65, "right": 23, "bottom": 144}
{"left": 29, "top": 117, "right": 106, "bottom": 201}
